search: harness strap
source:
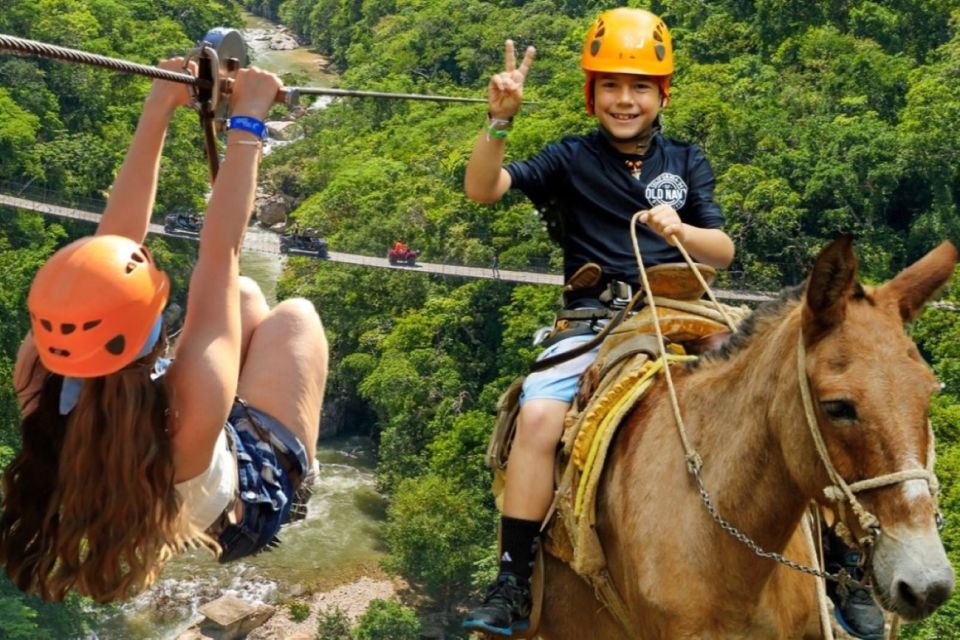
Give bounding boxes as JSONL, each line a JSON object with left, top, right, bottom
{"left": 530, "top": 294, "right": 646, "bottom": 374}
{"left": 564, "top": 279, "right": 636, "bottom": 310}
{"left": 537, "top": 324, "right": 597, "bottom": 350}
{"left": 555, "top": 307, "right": 615, "bottom": 322}
{"left": 234, "top": 397, "right": 304, "bottom": 492}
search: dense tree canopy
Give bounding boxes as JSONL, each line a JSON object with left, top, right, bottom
{"left": 1, "top": 0, "right": 959, "bottom": 636}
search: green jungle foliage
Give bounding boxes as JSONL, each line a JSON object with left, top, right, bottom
{"left": 355, "top": 598, "right": 422, "bottom": 640}
{"left": 0, "top": 0, "right": 959, "bottom": 637}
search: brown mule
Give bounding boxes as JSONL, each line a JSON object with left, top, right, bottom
{"left": 535, "top": 238, "right": 957, "bottom": 639}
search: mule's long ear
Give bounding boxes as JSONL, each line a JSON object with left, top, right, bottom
{"left": 880, "top": 241, "right": 958, "bottom": 322}
{"left": 803, "top": 236, "right": 857, "bottom": 340}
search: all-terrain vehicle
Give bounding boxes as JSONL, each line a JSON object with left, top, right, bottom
{"left": 280, "top": 230, "right": 329, "bottom": 258}
{"left": 388, "top": 242, "right": 419, "bottom": 266}
{"left": 164, "top": 212, "right": 204, "bottom": 235}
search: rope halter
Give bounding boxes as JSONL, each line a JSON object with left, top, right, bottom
{"left": 796, "top": 329, "right": 941, "bottom": 549}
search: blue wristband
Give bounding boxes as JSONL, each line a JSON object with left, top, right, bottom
{"left": 228, "top": 115, "right": 267, "bottom": 139}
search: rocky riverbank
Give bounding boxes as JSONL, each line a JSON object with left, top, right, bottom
{"left": 176, "top": 563, "right": 402, "bottom": 640}
{"left": 249, "top": 575, "right": 398, "bottom": 639}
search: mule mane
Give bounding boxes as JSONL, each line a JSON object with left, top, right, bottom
{"left": 690, "top": 277, "right": 879, "bottom": 368}
{"left": 692, "top": 284, "right": 804, "bottom": 366}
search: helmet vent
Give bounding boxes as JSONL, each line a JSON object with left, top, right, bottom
{"left": 48, "top": 347, "right": 70, "bottom": 356}
{"left": 40, "top": 319, "right": 53, "bottom": 332}
{"left": 83, "top": 320, "right": 101, "bottom": 331}
{"left": 126, "top": 251, "right": 146, "bottom": 273}
{"left": 61, "top": 323, "right": 76, "bottom": 335}
{"left": 105, "top": 335, "right": 126, "bottom": 356}
{"left": 655, "top": 44, "right": 665, "bottom": 61}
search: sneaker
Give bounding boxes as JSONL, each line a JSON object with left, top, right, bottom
{"left": 463, "top": 574, "right": 532, "bottom": 636}
{"left": 832, "top": 586, "right": 885, "bottom": 640}
{"left": 823, "top": 533, "right": 884, "bottom": 640}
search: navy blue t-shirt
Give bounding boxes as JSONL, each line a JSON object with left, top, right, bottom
{"left": 506, "top": 130, "right": 724, "bottom": 283}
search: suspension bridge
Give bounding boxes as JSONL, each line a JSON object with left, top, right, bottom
{"left": 0, "top": 189, "right": 775, "bottom": 302}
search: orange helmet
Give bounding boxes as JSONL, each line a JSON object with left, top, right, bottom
{"left": 28, "top": 235, "right": 169, "bottom": 378}
{"left": 580, "top": 8, "right": 674, "bottom": 115}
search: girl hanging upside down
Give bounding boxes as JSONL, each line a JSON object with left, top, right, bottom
{"left": 0, "top": 59, "right": 329, "bottom": 603}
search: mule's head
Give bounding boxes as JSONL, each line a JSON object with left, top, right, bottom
{"left": 800, "top": 236, "right": 957, "bottom": 621}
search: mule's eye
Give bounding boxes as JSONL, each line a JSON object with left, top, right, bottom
{"left": 821, "top": 400, "right": 858, "bottom": 422}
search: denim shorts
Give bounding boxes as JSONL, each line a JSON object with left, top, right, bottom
{"left": 217, "top": 399, "right": 311, "bottom": 563}
{"left": 520, "top": 334, "right": 600, "bottom": 406}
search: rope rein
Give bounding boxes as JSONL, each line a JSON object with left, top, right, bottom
{"left": 628, "top": 213, "right": 940, "bottom": 638}
{"left": 796, "top": 333, "right": 940, "bottom": 548}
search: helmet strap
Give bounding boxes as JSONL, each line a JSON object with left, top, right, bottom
{"left": 57, "top": 315, "right": 164, "bottom": 415}
{"left": 599, "top": 114, "right": 662, "bottom": 153}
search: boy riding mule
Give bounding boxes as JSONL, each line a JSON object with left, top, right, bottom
{"left": 463, "top": 9, "right": 735, "bottom": 634}
{"left": 529, "top": 236, "right": 956, "bottom": 639}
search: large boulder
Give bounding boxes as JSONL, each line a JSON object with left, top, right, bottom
{"left": 176, "top": 595, "right": 274, "bottom": 640}
{"left": 255, "top": 193, "right": 293, "bottom": 227}
{"left": 265, "top": 120, "right": 301, "bottom": 140}
{"left": 269, "top": 30, "right": 299, "bottom": 51}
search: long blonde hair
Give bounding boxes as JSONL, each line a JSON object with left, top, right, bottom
{"left": 0, "top": 340, "right": 217, "bottom": 602}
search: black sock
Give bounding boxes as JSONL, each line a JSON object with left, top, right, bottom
{"left": 499, "top": 515, "right": 541, "bottom": 584}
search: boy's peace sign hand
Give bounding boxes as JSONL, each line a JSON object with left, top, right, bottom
{"left": 488, "top": 39, "right": 536, "bottom": 120}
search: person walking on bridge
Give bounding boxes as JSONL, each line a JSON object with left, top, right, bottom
{"left": 462, "top": 8, "right": 735, "bottom": 636}
{"left": 0, "top": 59, "right": 328, "bottom": 603}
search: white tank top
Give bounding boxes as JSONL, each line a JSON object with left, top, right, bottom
{"left": 175, "top": 429, "right": 237, "bottom": 532}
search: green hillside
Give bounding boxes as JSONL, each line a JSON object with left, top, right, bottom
{"left": 1, "top": 0, "right": 959, "bottom": 636}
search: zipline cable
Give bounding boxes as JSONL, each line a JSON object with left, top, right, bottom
{"left": 0, "top": 33, "right": 498, "bottom": 105}
{"left": 1, "top": 29, "right": 535, "bottom": 182}
{"left": 0, "top": 34, "right": 205, "bottom": 87}
{"left": 282, "top": 86, "right": 487, "bottom": 104}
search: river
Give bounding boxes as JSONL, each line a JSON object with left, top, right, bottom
{"left": 87, "top": 15, "right": 385, "bottom": 640}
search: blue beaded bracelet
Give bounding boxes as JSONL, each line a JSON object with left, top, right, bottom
{"left": 228, "top": 115, "right": 267, "bottom": 139}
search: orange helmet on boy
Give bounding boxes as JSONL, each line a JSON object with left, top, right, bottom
{"left": 580, "top": 8, "right": 674, "bottom": 115}
{"left": 28, "top": 235, "right": 169, "bottom": 378}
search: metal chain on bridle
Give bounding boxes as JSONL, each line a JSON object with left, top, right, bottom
{"left": 693, "top": 470, "right": 852, "bottom": 581}
{"left": 628, "top": 211, "right": 941, "bottom": 592}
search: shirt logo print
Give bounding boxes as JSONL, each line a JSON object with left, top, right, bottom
{"left": 645, "top": 172, "right": 688, "bottom": 210}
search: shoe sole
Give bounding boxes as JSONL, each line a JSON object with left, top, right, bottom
{"left": 833, "top": 609, "right": 884, "bottom": 640}
{"left": 463, "top": 619, "right": 531, "bottom": 636}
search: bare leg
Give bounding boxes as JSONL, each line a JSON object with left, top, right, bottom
{"left": 236, "top": 297, "right": 327, "bottom": 465}
{"left": 239, "top": 276, "right": 270, "bottom": 368}
{"left": 502, "top": 399, "right": 569, "bottom": 520}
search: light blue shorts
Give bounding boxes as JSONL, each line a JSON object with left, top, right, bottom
{"left": 520, "top": 335, "right": 600, "bottom": 406}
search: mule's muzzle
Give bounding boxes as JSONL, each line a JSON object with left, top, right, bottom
{"left": 890, "top": 572, "right": 954, "bottom": 620}
{"left": 875, "top": 559, "right": 955, "bottom": 621}
{"left": 872, "top": 524, "right": 955, "bottom": 621}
